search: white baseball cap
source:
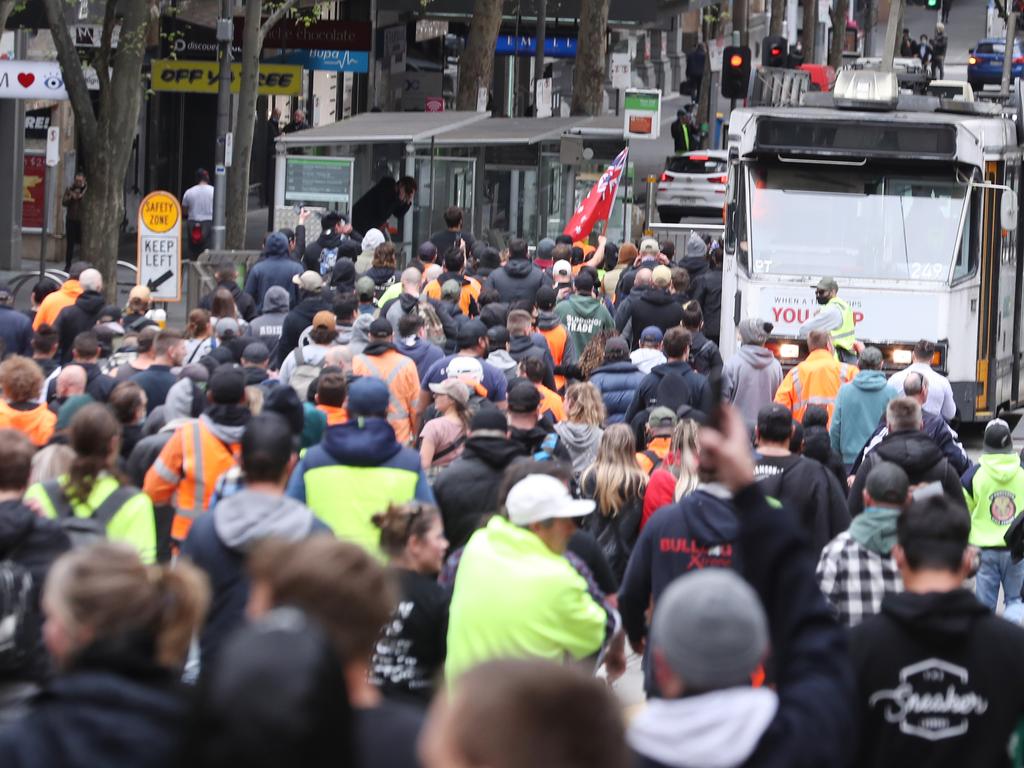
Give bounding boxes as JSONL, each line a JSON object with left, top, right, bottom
{"left": 552, "top": 260, "right": 572, "bottom": 279}
{"left": 640, "top": 238, "right": 660, "bottom": 255}
{"left": 505, "top": 474, "right": 595, "bottom": 526}
{"left": 447, "top": 355, "right": 484, "bottom": 383}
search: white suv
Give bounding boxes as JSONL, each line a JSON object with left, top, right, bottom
{"left": 655, "top": 150, "right": 728, "bottom": 223}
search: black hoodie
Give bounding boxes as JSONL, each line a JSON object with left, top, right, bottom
{"left": 0, "top": 500, "right": 70, "bottom": 683}
{"left": 432, "top": 435, "right": 525, "bottom": 549}
{"left": 272, "top": 294, "right": 333, "bottom": 369}
{"left": 617, "top": 288, "right": 685, "bottom": 350}
{"left": 485, "top": 258, "right": 551, "bottom": 304}
{"left": 755, "top": 453, "right": 850, "bottom": 553}
{"left": 848, "top": 430, "right": 966, "bottom": 516}
{"left": 850, "top": 589, "right": 1024, "bottom": 768}
{"left": 56, "top": 290, "right": 106, "bottom": 364}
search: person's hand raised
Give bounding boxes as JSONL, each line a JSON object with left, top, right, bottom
{"left": 698, "top": 404, "right": 755, "bottom": 494}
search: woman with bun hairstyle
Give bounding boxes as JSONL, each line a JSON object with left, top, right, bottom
{"left": 0, "top": 543, "right": 209, "bottom": 766}
{"left": 369, "top": 502, "right": 449, "bottom": 706}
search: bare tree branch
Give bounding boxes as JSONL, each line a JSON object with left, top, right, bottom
{"left": 0, "top": 0, "right": 18, "bottom": 37}
{"left": 40, "top": 0, "right": 98, "bottom": 146}
{"left": 94, "top": 0, "right": 118, "bottom": 93}
{"left": 260, "top": 0, "right": 299, "bottom": 41}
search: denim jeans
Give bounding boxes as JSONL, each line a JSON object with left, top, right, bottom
{"left": 975, "top": 548, "right": 1024, "bottom": 624}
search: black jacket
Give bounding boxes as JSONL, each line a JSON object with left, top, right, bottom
{"left": 854, "top": 410, "right": 970, "bottom": 478}
{"left": 351, "top": 176, "right": 409, "bottom": 235}
{"left": 754, "top": 453, "right": 850, "bottom": 553}
{"left": 625, "top": 360, "right": 713, "bottom": 424}
{"left": 688, "top": 329, "right": 724, "bottom": 377}
{"left": 629, "top": 485, "right": 855, "bottom": 768}
{"left": 55, "top": 290, "right": 105, "bottom": 364}
{"left": 0, "top": 501, "right": 70, "bottom": 683}
{"left": 298, "top": 228, "right": 360, "bottom": 275}
{"left": 272, "top": 295, "right": 333, "bottom": 369}
{"left": 0, "top": 305, "right": 31, "bottom": 359}
{"left": 198, "top": 280, "right": 256, "bottom": 323}
{"left": 617, "top": 289, "right": 685, "bottom": 349}
{"left": 691, "top": 267, "right": 723, "bottom": 337}
{"left": 507, "top": 336, "right": 556, "bottom": 391}
{"left": 485, "top": 258, "right": 551, "bottom": 304}
{"left": 432, "top": 436, "right": 525, "bottom": 549}
{"left": 0, "top": 645, "right": 190, "bottom": 768}
{"left": 848, "top": 430, "right": 966, "bottom": 516}
{"left": 850, "top": 589, "right": 1024, "bottom": 768}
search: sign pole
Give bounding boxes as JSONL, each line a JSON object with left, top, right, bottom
{"left": 212, "top": 0, "right": 233, "bottom": 251}
{"left": 40, "top": 126, "right": 60, "bottom": 277}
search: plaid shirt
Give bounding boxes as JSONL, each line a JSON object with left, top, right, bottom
{"left": 816, "top": 531, "right": 903, "bottom": 627}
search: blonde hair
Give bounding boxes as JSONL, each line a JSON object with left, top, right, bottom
{"left": 668, "top": 419, "right": 701, "bottom": 500}
{"left": 580, "top": 424, "right": 647, "bottom": 518}
{"left": 44, "top": 543, "right": 209, "bottom": 669}
{"left": 564, "top": 382, "right": 606, "bottom": 427}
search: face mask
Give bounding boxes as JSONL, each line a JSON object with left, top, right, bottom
{"left": 815, "top": 292, "right": 830, "bottom": 306}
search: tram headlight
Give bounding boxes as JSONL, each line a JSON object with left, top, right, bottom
{"left": 779, "top": 343, "right": 800, "bottom": 359}
{"left": 892, "top": 349, "right": 913, "bottom": 366}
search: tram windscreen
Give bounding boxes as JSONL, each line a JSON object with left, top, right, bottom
{"left": 745, "top": 164, "right": 968, "bottom": 282}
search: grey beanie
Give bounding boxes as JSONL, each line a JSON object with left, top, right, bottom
{"left": 739, "top": 317, "right": 772, "bottom": 346}
{"left": 650, "top": 568, "right": 768, "bottom": 692}
{"left": 685, "top": 232, "right": 708, "bottom": 260}
{"left": 536, "top": 238, "right": 556, "bottom": 262}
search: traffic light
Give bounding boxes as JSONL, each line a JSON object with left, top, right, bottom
{"left": 762, "top": 36, "right": 788, "bottom": 67}
{"left": 926, "top": 0, "right": 938, "bottom": 8}
{"left": 722, "top": 45, "right": 752, "bottom": 99}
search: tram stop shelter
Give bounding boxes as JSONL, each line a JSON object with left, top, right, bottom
{"left": 274, "top": 111, "right": 635, "bottom": 259}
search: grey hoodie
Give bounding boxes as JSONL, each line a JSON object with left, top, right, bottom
{"left": 487, "top": 349, "right": 518, "bottom": 381}
{"left": 629, "top": 687, "right": 779, "bottom": 768}
{"left": 553, "top": 422, "right": 603, "bottom": 477}
{"left": 249, "top": 286, "right": 290, "bottom": 354}
{"left": 723, "top": 344, "right": 784, "bottom": 428}
{"left": 213, "top": 488, "right": 318, "bottom": 551}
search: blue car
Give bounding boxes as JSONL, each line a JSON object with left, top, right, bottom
{"left": 968, "top": 37, "right": 1024, "bottom": 89}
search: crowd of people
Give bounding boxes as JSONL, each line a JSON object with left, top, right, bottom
{"left": 0, "top": 213, "right": 1021, "bottom": 768}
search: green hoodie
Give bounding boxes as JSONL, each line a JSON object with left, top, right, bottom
{"left": 964, "top": 452, "right": 1024, "bottom": 548}
{"left": 554, "top": 294, "right": 614, "bottom": 358}
{"left": 849, "top": 506, "right": 900, "bottom": 555}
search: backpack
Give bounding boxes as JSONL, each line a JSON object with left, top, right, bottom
{"left": 689, "top": 338, "right": 719, "bottom": 375}
{"left": 318, "top": 246, "right": 339, "bottom": 276}
{"left": 40, "top": 480, "right": 139, "bottom": 549}
{"left": 0, "top": 534, "right": 34, "bottom": 673}
{"left": 640, "top": 449, "right": 663, "bottom": 475}
{"left": 289, "top": 343, "right": 326, "bottom": 400}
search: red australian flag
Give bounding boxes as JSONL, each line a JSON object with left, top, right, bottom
{"left": 562, "top": 147, "right": 629, "bottom": 240}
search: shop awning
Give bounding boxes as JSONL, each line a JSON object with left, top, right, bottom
{"left": 276, "top": 110, "right": 491, "bottom": 148}
{"left": 433, "top": 116, "right": 590, "bottom": 146}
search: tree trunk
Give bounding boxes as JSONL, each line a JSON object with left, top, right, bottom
{"left": 770, "top": 0, "right": 785, "bottom": 36}
{"left": 42, "top": 0, "right": 149, "bottom": 300}
{"left": 802, "top": 0, "right": 817, "bottom": 61}
{"left": 828, "top": 0, "right": 849, "bottom": 67}
{"left": 0, "top": 0, "right": 17, "bottom": 34}
{"left": 733, "top": 0, "right": 749, "bottom": 46}
{"left": 456, "top": 0, "right": 504, "bottom": 110}
{"left": 571, "top": 0, "right": 611, "bottom": 115}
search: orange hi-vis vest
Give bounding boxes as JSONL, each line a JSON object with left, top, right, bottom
{"left": 352, "top": 349, "right": 420, "bottom": 445}
{"left": 143, "top": 418, "right": 241, "bottom": 540}
{"left": 773, "top": 348, "right": 856, "bottom": 425}
{"left": 424, "top": 275, "right": 481, "bottom": 317}
{"left": 539, "top": 324, "right": 569, "bottom": 391}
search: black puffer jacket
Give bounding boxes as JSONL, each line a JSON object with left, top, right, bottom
{"left": 56, "top": 290, "right": 106, "bottom": 364}
{"left": 0, "top": 501, "right": 70, "bottom": 684}
{"left": 0, "top": 643, "right": 190, "bottom": 768}
{"left": 485, "top": 258, "right": 551, "bottom": 304}
{"left": 848, "top": 429, "right": 966, "bottom": 516}
{"left": 691, "top": 267, "right": 723, "bottom": 338}
{"left": 617, "top": 289, "right": 685, "bottom": 350}
{"left": 432, "top": 436, "right": 525, "bottom": 549}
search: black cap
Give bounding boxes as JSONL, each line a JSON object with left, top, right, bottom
{"left": 470, "top": 408, "right": 508, "bottom": 433}
{"left": 757, "top": 403, "right": 794, "bottom": 442}
{"left": 99, "top": 305, "right": 122, "bottom": 322}
{"left": 418, "top": 241, "right": 438, "bottom": 262}
{"left": 262, "top": 385, "right": 304, "bottom": 435}
{"left": 865, "top": 461, "right": 910, "bottom": 505}
{"left": 487, "top": 326, "right": 509, "bottom": 347}
{"left": 457, "top": 319, "right": 489, "bottom": 349}
{"left": 368, "top": 318, "right": 393, "bottom": 338}
{"left": 242, "top": 342, "right": 270, "bottom": 363}
{"left": 984, "top": 418, "right": 1014, "bottom": 454}
{"left": 507, "top": 381, "right": 542, "bottom": 413}
{"left": 208, "top": 364, "right": 246, "bottom": 405}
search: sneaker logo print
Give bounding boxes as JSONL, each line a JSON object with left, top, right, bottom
{"left": 868, "top": 659, "right": 989, "bottom": 741}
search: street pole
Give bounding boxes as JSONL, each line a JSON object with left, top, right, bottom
{"left": 212, "top": 0, "right": 233, "bottom": 252}
{"left": 881, "top": 0, "right": 905, "bottom": 71}
{"left": 533, "top": 0, "right": 547, "bottom": 115}
{"left": 39, "top": 164, "right": 52, "bottom": 277}
{"left": 1002, "top": 10, "right": 1018, "bottom": 97}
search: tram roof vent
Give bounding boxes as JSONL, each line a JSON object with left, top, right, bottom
{"left": 833, "top": 69, "right": 899, "bottom": 111}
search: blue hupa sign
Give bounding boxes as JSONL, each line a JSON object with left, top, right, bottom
{"left": 270, "top": 50, "right": 369, "bottom": 73}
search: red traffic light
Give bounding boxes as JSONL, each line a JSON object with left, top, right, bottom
{"left": 729, "top": 54, "right": 744, "bottom": 67}
{"left": 770, "top": 47, "right": 781, "bottom": 56}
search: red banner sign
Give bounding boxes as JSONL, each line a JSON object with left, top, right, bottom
{"left": 22, "top": 154, "right": 45, "bottom": 229}
{"left": 235, "top": 19, "right": 372, "bottom": 52}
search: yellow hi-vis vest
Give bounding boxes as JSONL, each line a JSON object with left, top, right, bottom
{"left": 828, "top": 296, "right": 856, "bottom": 352}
